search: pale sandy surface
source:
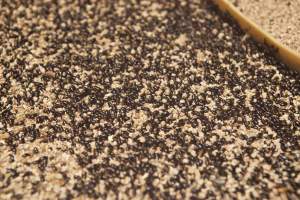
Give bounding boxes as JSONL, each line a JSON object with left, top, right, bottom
{"left": 230, "top": 0, "right": 300, "bottom": 53}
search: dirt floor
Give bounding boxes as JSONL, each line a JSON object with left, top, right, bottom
{"left": 0, "top": 0, "right": 299, "bottom": 199}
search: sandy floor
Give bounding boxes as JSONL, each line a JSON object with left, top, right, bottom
{"left": 0, "top": 0, "right": 299, "bottom": 199}
{"left": 230, "top": 0, "right": 300, "bottom": 54}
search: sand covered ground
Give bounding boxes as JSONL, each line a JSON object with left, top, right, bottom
{"left": 230, "top": 0, "right": 300, "bottom": 54}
